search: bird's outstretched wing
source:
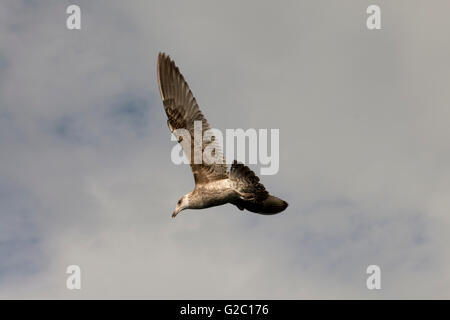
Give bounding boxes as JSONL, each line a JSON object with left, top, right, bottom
{"left": 229, "top": 160, "right": 269, "bottom": 202}
{"left": 229, "top": 161, "right": 288, "bottom": 215}
{"left": 157, "top": 52, "right": 228, "bottom": 185}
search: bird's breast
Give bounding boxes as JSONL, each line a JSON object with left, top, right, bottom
{"left": 194, "top": 179, "right": 236, "bottom": 208}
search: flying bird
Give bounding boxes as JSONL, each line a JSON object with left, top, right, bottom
{"left": 157, "top": 52, "right": 288, "bottom": 218}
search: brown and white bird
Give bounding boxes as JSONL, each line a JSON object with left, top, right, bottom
{"left": 157, "top": 53, "right": 288, "bottom": 218}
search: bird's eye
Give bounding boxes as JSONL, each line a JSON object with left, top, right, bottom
{"left": 178, "top": 200, "right": 181, "bottom": 205}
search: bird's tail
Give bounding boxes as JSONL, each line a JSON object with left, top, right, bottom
{"left": 233, "top": 195, "right": 288, "bottom": 215}
{"left": 260, "top": 195, "right": 289, "bottom": 214}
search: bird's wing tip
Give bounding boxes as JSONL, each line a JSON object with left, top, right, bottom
{"left": 157, "top": 52, "right": 170, "bottom": 100}
{"left": 158, "top": 52, "right": 171, "bottom": 64}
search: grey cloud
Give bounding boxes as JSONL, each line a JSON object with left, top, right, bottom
{"left": 0, "top": 0, "right": 449, "bottom": 298}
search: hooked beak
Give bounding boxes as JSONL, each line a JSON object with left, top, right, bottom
{"left": 172, "top": 208, "right": 180, "bottom": 218}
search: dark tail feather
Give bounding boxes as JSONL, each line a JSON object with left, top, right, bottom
{"left": 259, "top": 195, "right": 288, "bottom": 214}
{"left": 234, "top": 195, "right": 288, "bottom": 215}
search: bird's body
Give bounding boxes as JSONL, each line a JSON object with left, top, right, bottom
{"left": 157, "top": 52, "right": 288, "bottom": 217}
{"left": 188, "top": 179, "right": 236, "bottom": 209}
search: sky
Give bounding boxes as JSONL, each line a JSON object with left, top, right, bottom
{"left": 0, "top": 0, "right": 450, "bottom": 299}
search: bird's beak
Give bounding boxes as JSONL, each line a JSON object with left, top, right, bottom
{"left": 172, "top": 209, "right": 179, "bottom": 218}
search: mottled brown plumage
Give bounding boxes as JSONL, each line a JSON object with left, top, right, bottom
{"left": 157, "top": 52, "right": 288, "bottom": 218}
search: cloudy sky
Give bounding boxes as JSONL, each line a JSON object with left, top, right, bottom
{"left": 1, "top": 0, "right": 450, "bottom": 299}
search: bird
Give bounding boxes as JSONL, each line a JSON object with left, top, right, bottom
{"left": 157, "top": 52, "right": 288, "bottom": 218}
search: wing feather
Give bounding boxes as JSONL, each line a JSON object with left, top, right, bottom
{"left": 157, "top": 53, "right": 228, "bottom": 185}
{"left": 229, "top": 160, "right": 269, "bottom": 202}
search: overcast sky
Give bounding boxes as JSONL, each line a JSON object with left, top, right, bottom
{"left": 1, "top": 0, "right": 450, "bottom": 298}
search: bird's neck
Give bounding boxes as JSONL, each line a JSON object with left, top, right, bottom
{"left": 184, "top": 191, "right": 204, "bottom": 209}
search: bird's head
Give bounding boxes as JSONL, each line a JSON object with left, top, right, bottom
{"left": 172, "top": 194, "right": 190, "bottom": 218}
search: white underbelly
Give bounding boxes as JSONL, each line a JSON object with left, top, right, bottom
{"left": 197, "top": 179, "right": 236, "bottom": 207}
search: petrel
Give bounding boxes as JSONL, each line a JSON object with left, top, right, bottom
{"left": 157, "top": 53, "right": 288, "bottom": 218}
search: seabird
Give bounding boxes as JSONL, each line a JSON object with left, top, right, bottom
{"left": 157, "top": 52, "right": 288, "bottom": 218}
